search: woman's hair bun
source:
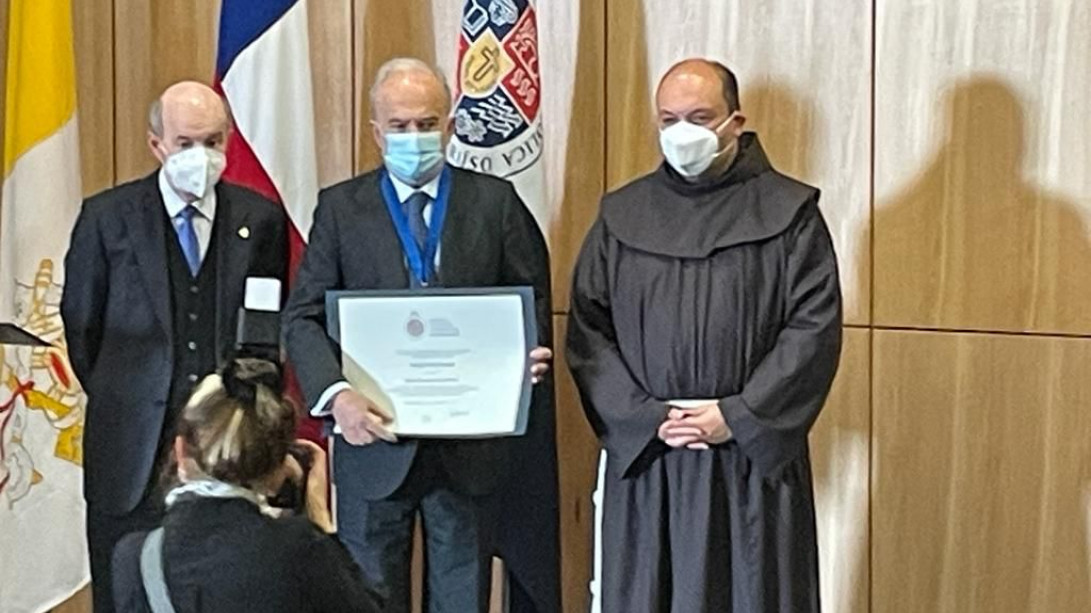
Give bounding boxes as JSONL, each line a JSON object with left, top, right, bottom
{"left": 221, "top": 357, "right": 282, "bottom": 407}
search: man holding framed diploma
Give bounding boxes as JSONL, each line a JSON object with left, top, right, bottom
{"left": 283, "top": 58, "right": 557, "bottom": 613}
{"left": 326, "top": 287, "right": 538, "bottom": 439}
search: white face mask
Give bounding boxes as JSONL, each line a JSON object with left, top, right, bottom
{"left": 163, "top": 146, "right": 227, "bottom": 200}
{"left": 658, "top": 115, "right": 734, "bottom": 178}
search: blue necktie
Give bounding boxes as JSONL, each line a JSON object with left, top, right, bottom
{"left": 402, "top": 192, "right": 435, "bottom": 287}
{"left": 176, "top": 205, "right": 201, "bottom": 277}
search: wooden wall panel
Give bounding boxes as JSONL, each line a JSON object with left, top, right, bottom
{"left": 604, "top": 0, "right": 873, "bottom": 325}
{"left": 72, "top": 0, "right": 114, "bottom": 196}
{"left": 52, "top": 585, "right": 91, "bottom": 613}
{"left": 547, "top": 0, "right": 604, "bottom": 312}
{"left": 353, "top": 0, "right": 436, "bottom": 173}
{"left": 308, "top": 0, "right": 355, "bottom": 187}
{"left": 811, "top": 328, "right": 870, "bottom": 613}
{"left": 553, "top": 315, "right": 600, "bottom": 613}
{"left": 874, "top": 0, "right": 1091, "bottom": 334}
{"left": 112, "top": 0, "right": 220, "bottom": 182}
{"left": 603, "top": 0, "right": 656, "bottom": 192}
{"left": 872, "top": 330, "right": 1091, "bottom": 612}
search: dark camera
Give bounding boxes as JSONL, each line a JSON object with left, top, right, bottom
{"left": 235, "top": 306, "right": 281, "bottom": 365}
{"left": 267, "top": 442, "right": 314, "bottom": 511}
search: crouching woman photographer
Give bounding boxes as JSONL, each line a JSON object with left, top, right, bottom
{"left": 111, "top": 358, "right": 380, "bottom": 612}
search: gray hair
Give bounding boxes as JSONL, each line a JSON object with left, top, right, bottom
{"left": 148, "top": 98, "right": 164, "bottom": 136}
{"left": 369, "top": 57, "right": 452, "bottom": 116}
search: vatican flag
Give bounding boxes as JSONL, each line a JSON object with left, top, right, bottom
{"left": 0, "top": 0, "right": 89, "bottom": 610}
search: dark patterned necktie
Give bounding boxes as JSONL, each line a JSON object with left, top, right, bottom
{"left": 402, "top": 191, "right": 435, "bottom": 286}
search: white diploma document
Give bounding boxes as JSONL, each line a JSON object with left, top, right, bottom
{"left": 327, "top": 288, "right": 536, "bottom": 438}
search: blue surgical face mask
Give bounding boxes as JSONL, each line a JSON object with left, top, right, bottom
{"left": 383, "top": 131, "right": 445, "bottom": 186}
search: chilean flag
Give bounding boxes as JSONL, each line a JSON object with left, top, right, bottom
{"left": 215, "top": 0, "right": 321, "bottom": 440}
{"left": 214, "top": 0, "right": 318, "bottom": 277}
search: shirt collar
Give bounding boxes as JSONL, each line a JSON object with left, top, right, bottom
{"left": 158, "top": 167, "right": 217, "bottom": 220}
{"left": 387, "top": 168, "right": 442, "bottom": 204}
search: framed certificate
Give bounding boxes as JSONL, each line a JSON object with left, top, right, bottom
{"left": 326, "top": 287, "right": 537, "bottom": 438}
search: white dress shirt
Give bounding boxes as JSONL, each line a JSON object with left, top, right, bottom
{"left": 159, "top": 168, "right": 217, "bottom": 265}
{"left": 311, "top": 170, "right": 444, "bottom": 418}
{"left": 389, "top": 170, "right": 441, "bottom": 222}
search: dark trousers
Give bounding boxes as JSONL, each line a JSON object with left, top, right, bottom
{"left": 337, "top": 445, "right": 489, "bottom": 613}
{"left": 86, "top": 497, "right": 163, "bottom": 613}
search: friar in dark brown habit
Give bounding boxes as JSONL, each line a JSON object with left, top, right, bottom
{"left": 566, "top": 58, "right": 842, "bottom": 612}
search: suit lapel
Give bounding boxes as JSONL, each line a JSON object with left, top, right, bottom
{"left": 436, "top": 170, "right": 477, "bottom": 286}
{"left": 124, "top": 174, "right": 172, "bottom": 339}
{"left": 214, "top": 186, "right": 252, "bottom": 353}
{"left": 355, "top": 174, "right": 416, "bottom": 288}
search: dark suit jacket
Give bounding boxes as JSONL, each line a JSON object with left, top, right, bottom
{"left": 61, "top": 173, "right": 287, "bottom": 515}
{"left": 283, "top": 165, "right": 552, "bottom": 501}
{"left": 112, "top": 497, "right": 381, "bottom": 613}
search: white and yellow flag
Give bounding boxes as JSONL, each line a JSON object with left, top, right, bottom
{"left": 0, "top": 0, "right": 89, "bottom": 610}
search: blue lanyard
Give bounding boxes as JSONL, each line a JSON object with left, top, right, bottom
{"left": 380, "top": 167, "right": 451, "bottom": 286}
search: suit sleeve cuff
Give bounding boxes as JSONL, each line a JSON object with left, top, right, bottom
{"left": 312, "top": 381, "right": 351, "bottom": 417}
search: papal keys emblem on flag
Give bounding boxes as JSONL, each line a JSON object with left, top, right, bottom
{"left": 449, "top": 0, "right": 542, "bottom": 179}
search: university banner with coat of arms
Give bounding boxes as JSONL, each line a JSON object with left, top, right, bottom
{"left": 0, "top": 1, "right": 89, "bottom": 611}
{"left": 449, "top": 0, "right": 549, "bottom": 232}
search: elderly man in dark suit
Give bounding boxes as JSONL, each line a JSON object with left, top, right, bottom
{"left": 283, "top": 57, "right": 556, "bottom": 613}
{"left": 61, "top": 81, "right": 287, "bottom": 613}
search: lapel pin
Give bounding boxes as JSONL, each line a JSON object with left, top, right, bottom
{"left": 238, "top": 226, "right": 250, "bottom": 239}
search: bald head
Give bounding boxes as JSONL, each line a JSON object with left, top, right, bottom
{"left": 657, "top": 59, "right": 740, "bottom": 115}
{"left": 147, "top": 81, "right": 230, "bottom": 163}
